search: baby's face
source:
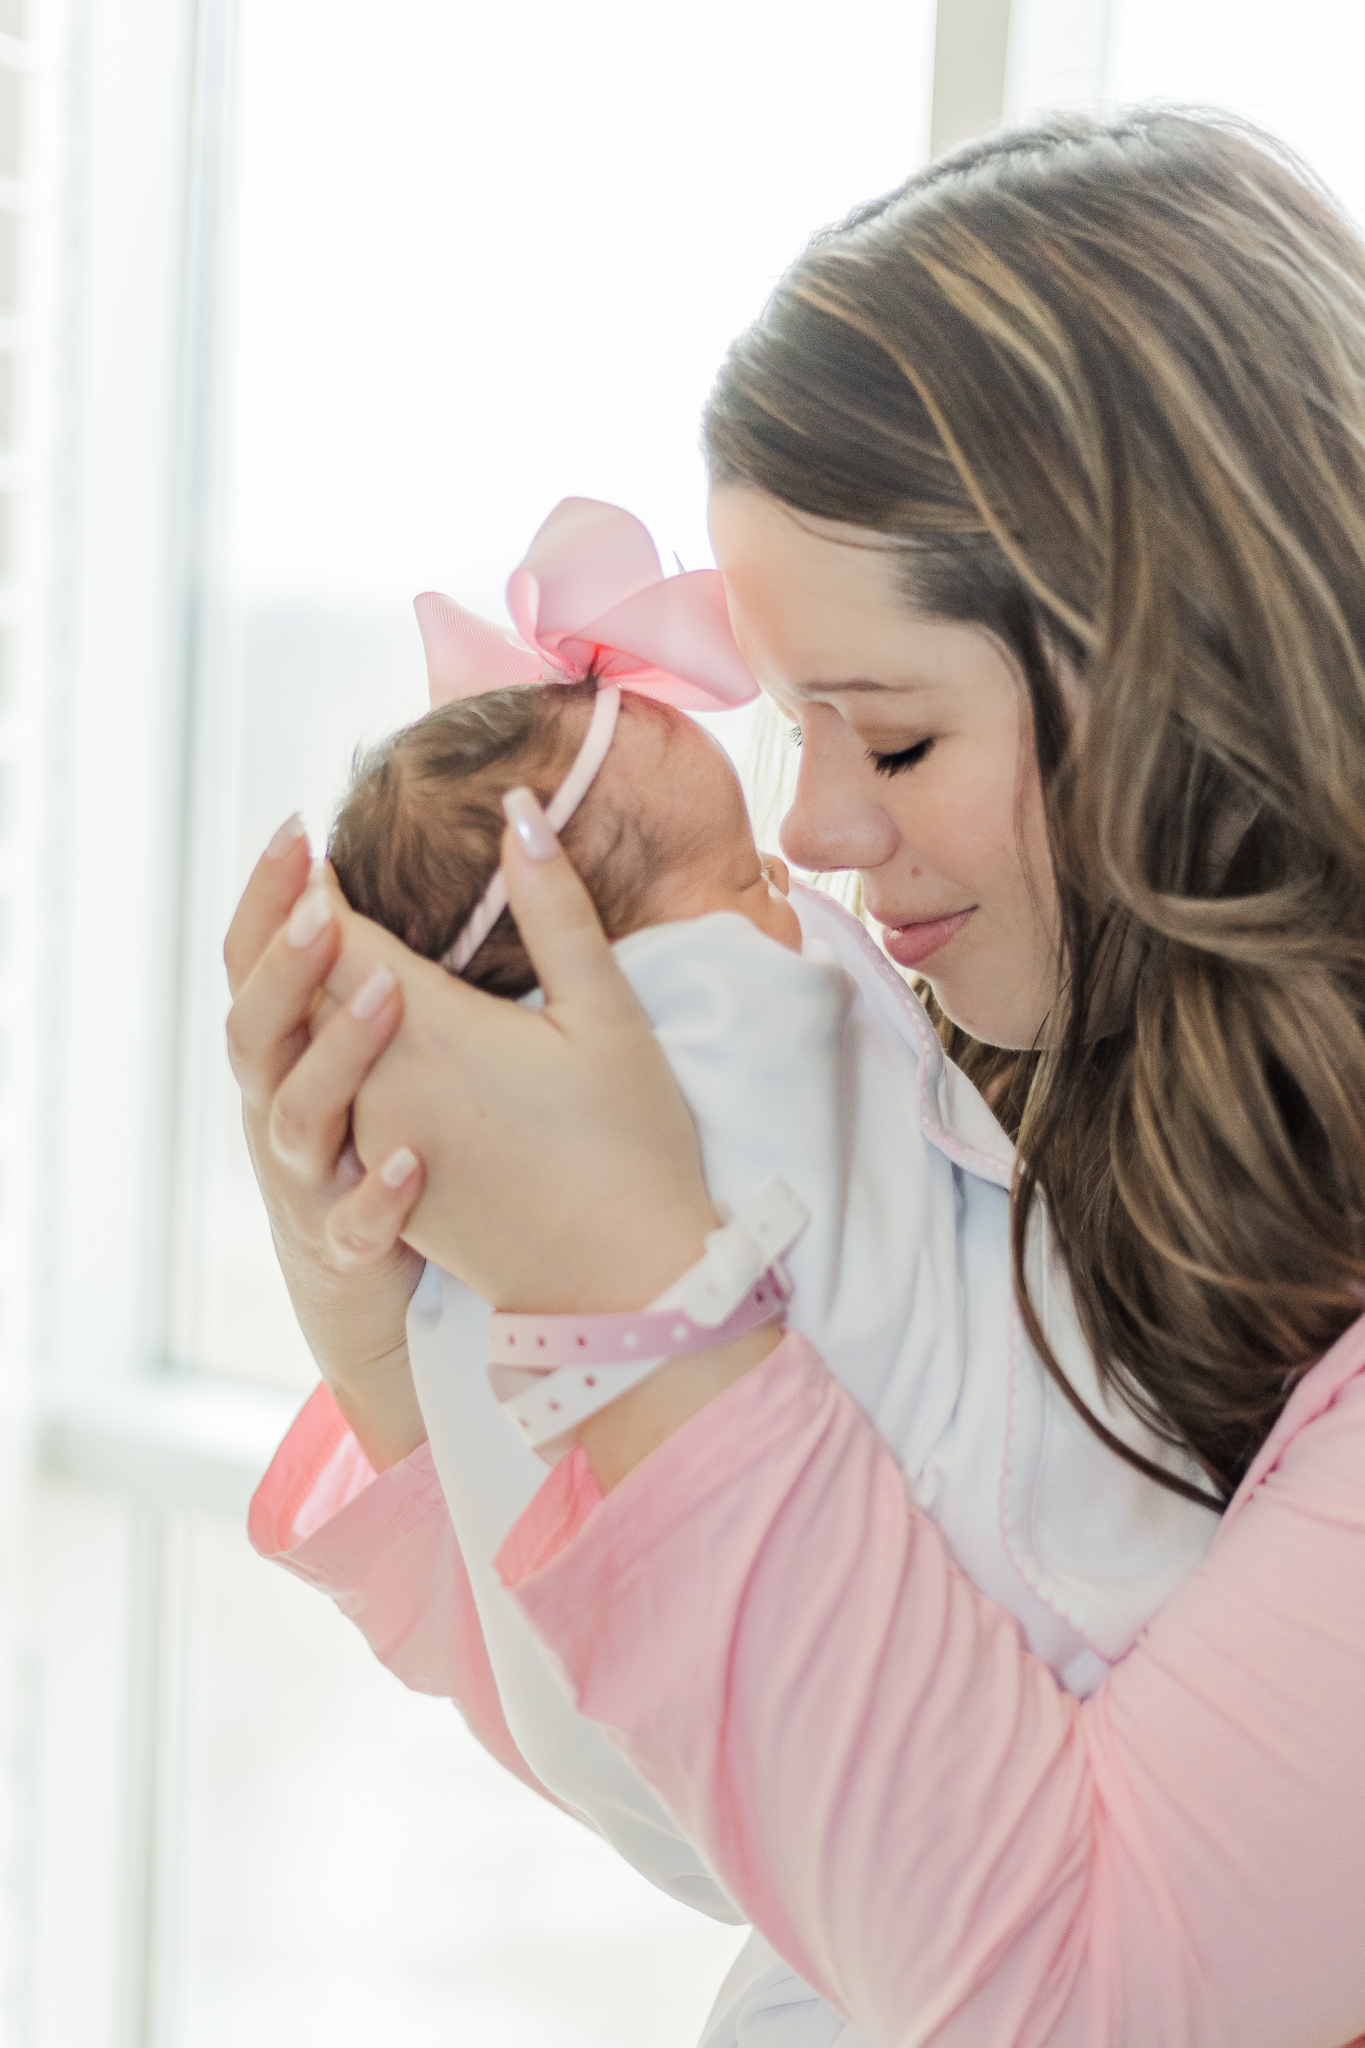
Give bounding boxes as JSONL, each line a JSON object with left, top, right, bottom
{"left": 593, "top": 703, "right": 802, "bottom": 953}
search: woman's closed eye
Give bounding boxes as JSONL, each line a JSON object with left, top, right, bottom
{"left": 869, "top": 737, "right": 934, "bottom": 777}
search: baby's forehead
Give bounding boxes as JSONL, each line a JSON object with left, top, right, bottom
{"left": 604, "top": 700, "right": 749, "bottom": 825}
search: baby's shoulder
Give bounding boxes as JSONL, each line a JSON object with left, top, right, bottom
{"left": 613, "top": 908, "right": 854, "bottom": 1035}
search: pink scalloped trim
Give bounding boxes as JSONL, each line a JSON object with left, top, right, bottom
{"left": 790, "top": 882, "right": 1014, "bottom": 1185}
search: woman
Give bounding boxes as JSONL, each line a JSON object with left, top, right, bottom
{"left": 234, "top": 111, "right": 1365, "bottom": 2044}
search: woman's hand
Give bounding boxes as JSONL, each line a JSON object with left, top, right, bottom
{"left": 223, "top": 819, "right": 428, "bottom": 1470}
{"left": 322, "top": 791, "right": 781, "bottom": 1489}
{"left": 323, "top": 796, "right": 718, "bottom": 1314}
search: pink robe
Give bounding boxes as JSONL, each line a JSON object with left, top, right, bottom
{"left": 252, "top": 1317, "right": 1365, "bottom": 2047}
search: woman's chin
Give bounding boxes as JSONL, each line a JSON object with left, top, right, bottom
{"left": 920, "top": 973, "right": 1048, "bottom": 1054}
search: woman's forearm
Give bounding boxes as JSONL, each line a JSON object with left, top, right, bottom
{"left": 503, "top": 1329, "right": 1365, "bottom": 2048}
{"left": 315, "top": 1339, "right": 427, "bottom": 1472}
{"left": 225, "top": 836, "right": 431, "bottom": 1473}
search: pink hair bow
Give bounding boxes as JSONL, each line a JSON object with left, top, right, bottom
{"left": 416, "top": 498, "right": 756, "bottom": 977}
{"left": 413, "top": 496, "right": 757, "bottom": 714}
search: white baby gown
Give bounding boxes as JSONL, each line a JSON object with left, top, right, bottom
{"left": 405, "top": 880, "right": 1219, "bottom": 2048}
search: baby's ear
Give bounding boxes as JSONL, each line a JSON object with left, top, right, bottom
{"left": 760, "top": 852, "right": 791, "bottom": 898}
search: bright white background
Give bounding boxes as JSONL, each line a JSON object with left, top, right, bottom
{"left": 174, "top": 0, "right": 939, "bottom": 1391}
{"left": 1106, "top": 0, "right": 1365, "bottom": 226}
{"left": 226, "top": 0, "right": 938, "bottom": 615}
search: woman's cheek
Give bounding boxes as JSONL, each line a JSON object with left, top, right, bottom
{"left": 939, "top": 760, "right": 1031, "bottom": 888}
{"left": 909, "top": 784, "right": 991, "bottom": 889}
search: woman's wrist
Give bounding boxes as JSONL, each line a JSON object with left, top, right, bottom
{"left": 324, "top": 1337, "right": 429, "bottom": 1472}
{"left": 510, "top": 1183, "right": 807, "bottom": 1484}
{"left": 267, "top": 1222, "right": 427, "bottom": 1469}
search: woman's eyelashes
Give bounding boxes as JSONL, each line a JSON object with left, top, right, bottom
{"left": 870, "top": 736, "right": 934, "bottom": 777}
{"left": 783, "top": 723, "right": 933, "bottom": 774}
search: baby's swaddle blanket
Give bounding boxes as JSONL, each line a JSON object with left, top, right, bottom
{"left": 406, "top": 881, "right": 1218, "bottom": 2048}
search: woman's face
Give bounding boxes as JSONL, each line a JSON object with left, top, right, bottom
{"left": 709, "top": 486, "right": 1062, "bottom": 1050}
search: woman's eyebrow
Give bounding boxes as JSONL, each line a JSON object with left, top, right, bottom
{"left": 792, "top": 677, "right": 924, "bottom": 696}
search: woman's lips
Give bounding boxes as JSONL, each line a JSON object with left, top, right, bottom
{"left": 880, "top": 907, "right": 976, "bottom": 970}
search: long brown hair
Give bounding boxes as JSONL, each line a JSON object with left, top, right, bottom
{"left": 705, "top": 108, "right": 1365, "bottom": 1505}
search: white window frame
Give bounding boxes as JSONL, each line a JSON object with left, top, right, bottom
{"left": 24, "top": 3, "right": 290, "bottom": 2043}
{"left": 39, "top": 0, "right": 297, "bottom": 1490}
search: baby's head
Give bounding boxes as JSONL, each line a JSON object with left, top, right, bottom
{"left": 329, "top": 679, "right": 800, "bottom": 995}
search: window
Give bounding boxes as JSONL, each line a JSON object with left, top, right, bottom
{"left": 173, "top": 0, "right": 941, "bottom": 1391}
{"left": 28, "top": 2, "right": 939, "bottom": 2042}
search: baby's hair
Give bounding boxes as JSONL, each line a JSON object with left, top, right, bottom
{"left": 329, "top": 679, "right": 678, "bottom": 997}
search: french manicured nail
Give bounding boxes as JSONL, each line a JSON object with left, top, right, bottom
{"left": 379, "top": 1146, "right": 419, "bottom": 1189}
{"left": 287, "top": 890, "right": 334, "bottom": 949}
{"left": 350, "top": 965, "right": 396, "bottom": 1021}
{"left": 266, "top": 812, "right": 307, "bottom": 859}
{"left": 502, "top": 786, "right": 559, "bottom": 862}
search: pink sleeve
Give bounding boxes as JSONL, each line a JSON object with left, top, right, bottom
{"left": 249, "top": 1382, "right": 564, "bottom": 1810}
{"left": 497, "top": 1329, "right": 1365, "bottom": 2048}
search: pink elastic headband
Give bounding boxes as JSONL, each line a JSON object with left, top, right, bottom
{"left": 413, "top": 497, "right": 757, "bottom": 978}
{"left": 441, "top": 685, "right": 621, "bottom": 974}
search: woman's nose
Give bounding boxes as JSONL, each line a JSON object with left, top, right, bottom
{"left": 778, "top": 742, "right": 899, "bottom": 875}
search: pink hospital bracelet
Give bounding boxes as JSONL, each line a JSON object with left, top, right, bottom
{"left": 495, "top": 1267, "right": 793, "bottom": 1448}
{"left": 492, "top": 1177, "right": 810, "bottom": 1455}
{"left": 492, "top": 1269, "right": 793, "bottom": 1373}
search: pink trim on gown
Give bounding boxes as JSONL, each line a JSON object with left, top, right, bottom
{"left": 253, "top": 1323, "right": 1365, "bottom": 2047}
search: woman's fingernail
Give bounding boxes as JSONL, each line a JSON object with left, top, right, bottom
{"left": 350, "top": 965, "right": 396, "bottom": 1021}
{"left": 379, "top": 1145, "right": 419, "bottom": 1189}
{"left": 266, "top": 812, "right": 307, "bottom": 859}
{"left": 502, "top": 786, "right": 559, "bottom": 862}
{"left": 287, "top": 890, "right": 334, "bottom": 949}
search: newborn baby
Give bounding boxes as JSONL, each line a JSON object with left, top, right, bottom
{"left": 330, "top": 677, "right": 800, "bottom": 992}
